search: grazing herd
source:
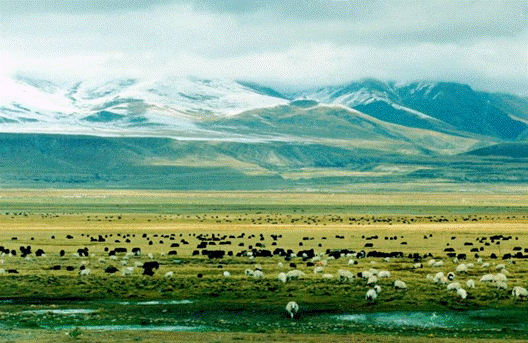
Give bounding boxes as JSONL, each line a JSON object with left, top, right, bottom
{"left": 1, "top": 229, "right": 528, "bottom": 320}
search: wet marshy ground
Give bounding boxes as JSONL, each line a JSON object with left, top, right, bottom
{"left": 0, "top": 299, "right": 527, "bottom": 340}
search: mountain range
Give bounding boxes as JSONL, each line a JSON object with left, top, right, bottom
{"left": 1, "top": 75, "right": 527, "bottom": 191}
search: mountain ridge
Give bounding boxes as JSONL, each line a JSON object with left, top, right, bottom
{"left": 2, "top": 75, "right": 526, "bottom": 144}
{"left": 1, "top": 75, "right": 527, "bottom": 190}
{"left": 297, "top": 79, "right": 528, "bottom": 140}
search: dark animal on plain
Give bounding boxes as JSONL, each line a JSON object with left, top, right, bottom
{"left": 105, "top": 266, "right": 119, "bottom": 274}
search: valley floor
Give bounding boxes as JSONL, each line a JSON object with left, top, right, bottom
{"left": 1, "top": 190, "right": 528, "bottom": 340}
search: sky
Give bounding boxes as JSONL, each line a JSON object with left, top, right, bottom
{"left": 1, "top": 0, "right": 527, "bottom": 95}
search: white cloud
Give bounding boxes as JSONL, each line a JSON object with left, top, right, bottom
{"left": 0, "top": 0, "right": 527, "bottom": 95}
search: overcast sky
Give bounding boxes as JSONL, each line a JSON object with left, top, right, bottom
{"left": 1, "top": 0, "right": 527, "bottom": 94}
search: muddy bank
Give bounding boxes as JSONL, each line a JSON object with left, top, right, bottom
{"left": 1, "top": 329, "right": 528, "bottom": 343}
{"left": 0, "top": 299, "right": 528, "bottom": 340}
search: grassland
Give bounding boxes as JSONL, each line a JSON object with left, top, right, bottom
{"left": 1, "top": 190, "right": 528, "bottom": 341}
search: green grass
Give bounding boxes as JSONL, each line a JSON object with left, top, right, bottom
{"left": 1, "top": 132, "right": 528, "bottom": 191}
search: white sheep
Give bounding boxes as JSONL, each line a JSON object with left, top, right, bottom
{"left": 164, "top": 271, "right": 174, "bottom": 278}
{"left": 480, "top": 274, "right": 495, "bottom": 283}
{"left": 322, "top": 273, "right": 334, "bottom": 279}
{"left": 278, "top": 272, "right": 287, "bottom": 283}
{"left": 433, "top": 272, "right": 445, "bottom": 284}
{"left": 427, "top": 259, "right": 436, "bottom": 266}
{"left": 413, "top": 263, "right": 423, "bottom": 269}
{"left": 277, "top": 262, "right": 284, "bottom": 269}
{"left": 367, "top": 275, "right": 378, "bottom": 285}
{"left": 378, "top": 270, "right": 391, "bottom": 278}
{"left": 512, "top": 286, "right": 528, "bottom": 300}
{"left": 79, "top": 268, "right": 91, "bottom": 276}
{"left": 286, "top": 270, "right": 305, "bottom": 281}
{"left": 253, "top": 270, "right": 265, "bottom": 278}
{"left": 365, "top": 289, "right": 377, "bottom": 302}
{"left": 495, "top": 280, "right": 508, "bottom": 290}
{"left": 466, "top": 279, "right": 475, "bottom": 289}
{"left": 313, "top": 266, "right": 324, "bottom": 274}
{"left": 457, "top": 288, "right": 467, "bottom": 300}
{"left": 433, "top": 261, "right": 444, "bottom": 267}
{"left": 223, "top": 271, "right": 231, "bottom": 277}
{"left": 447, "top": 282, "right": 461, "bottom": 291}
{"left": 121, "top": 267, "right": 134, "bottom": 276}
{"left": 495, "top": 263, "right": 506, "bottom": 270}
{"left": 285, "top": 301, "right": 299, "bottom": 318}
{"left": 456, "top": 264, "right": 468, "bottom": 273}
{"left": 500, "top": 268, "right": 511, "bottom": 276}
{"left": 374, "top": 285, "right": 381, "bottom": 294}
{"left": 360, "top": 271, "right": 371, "bottom": 279}
{"left": 369, "top": 268, "right": 379, "bottom": 276}
{"left": 495, "top": 273, "right": 507, "bottom": 282}
{"left": 482, "top": 262, "right": 490, "bottom": 268}
{"left": 394, "top": 280, "right": 407, "bottom": 290}
{"left": 348, "top": 259, "right": 358, "bottom": 266}
{"left": 337, "top": 269, "right": 354, "bottom": 283}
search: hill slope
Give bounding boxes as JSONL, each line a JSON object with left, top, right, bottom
{"left": 1, "top": 76, "right": 528, "bottom": 190}
{"left": 297, "top": 79, "right": 528, "bottom": 140}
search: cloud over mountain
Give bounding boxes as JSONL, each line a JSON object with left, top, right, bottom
{"left": 1, "top": 1, "right": 527, "bottom": 95}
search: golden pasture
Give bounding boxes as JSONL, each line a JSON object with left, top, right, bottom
{"left": 0, "top": 190, "right": 527, "bottom": 298}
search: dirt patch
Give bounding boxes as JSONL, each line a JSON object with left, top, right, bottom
{"left": 1, "top": 330, "right": 528, "bottom": 343}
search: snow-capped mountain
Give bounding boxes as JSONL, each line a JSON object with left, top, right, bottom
{"left": 295, "top": 79, "right": 528, "bottom": 140}
{"left": 1, "top": 75, "right": 528, "bottom": 190}
{"left": 0, "top": 75, "right": 289, "bottom": 137}
{"left": 1, "top": 75, "right": 527, "bottom": 143}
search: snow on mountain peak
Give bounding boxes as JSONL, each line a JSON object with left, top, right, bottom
{"left": 0, "top": 75, "right": 289, "bottom": 137}
{"left": 0, "top": 76, "right": 76, "bottom": 115}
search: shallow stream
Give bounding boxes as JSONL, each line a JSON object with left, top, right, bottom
{"left": 0, "top": 299, "right": 526, "bottom": 339}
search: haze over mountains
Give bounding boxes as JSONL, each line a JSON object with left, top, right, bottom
{"left": 1, "top": 75, "right": 527, "bottom": 191}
